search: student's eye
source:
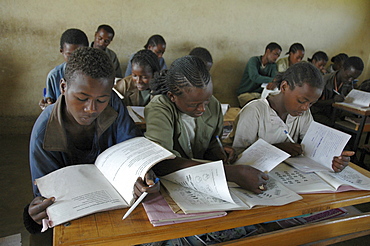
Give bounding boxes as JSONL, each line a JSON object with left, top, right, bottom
{"left": 77, "top": 97, "right": 88, "bottom": 102}
{"left": 97, "top": 99, "right": 107, "bottom": 103}
{"left": 297, "top": 100, "right": 305, "bottom": 104}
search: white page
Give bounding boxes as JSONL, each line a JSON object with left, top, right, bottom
{"left": 126, "top": 106, "right": 142, "bottom": 122}
{"left": 161, "top": 161, "right": 235, "bottom": 204}
{"left": 161, "top": 179, "right": 247, "bottom": 213}
{"left": 270, "top": 163, "right": 336, "bottom": 193}
{"left": 95, "top": 137, "right": 175, "bottom": 205}
{"left": 340, "top": 89, "right": 370, "bottom": 108}
{"left": 130, "top": 106, "right": 145, "bottom": 119}
{"left": 221, "top": 104, "right": 230, "bottom": 116}
{"left": 235, "top": 138, "right": 290, "bottom": 172}
{"left": 285, "top": 121, "right": 351, "bottom": 172}
{"left": 230, "top": 177, "right": 302, "bottom": 207}
{"left": 315, "top": 166, "right": 370, "bottom": 191}
{"left": 36, "top": 165, "right": 127, "bottom": 226}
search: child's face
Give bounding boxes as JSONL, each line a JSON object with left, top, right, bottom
{"left": 289, "top": 50, "right": 305, "bottom": 65}
{"left": 132, "top": 63, "right": 153, "bottom": 91}
{"left": 282, "top": 82, "right": 322, "bottom": 117}
{"left": 60, "top": 43, "right": 85, "bottom": 62}
{"left": 266, "top": 48, "right": 281, "bottom": 63}
{"left": 93, "top": 29, "right": 113, "bottom": 50}
{"left": 312, "top": 59, "right": 327, "bottom": 73}
{"left": 61, "top": 72, "right": 113, "bottom": 126}
{"left": 148, "top": 44, "right": 166, "bottom": 58}
{"left": 168, "top": 81, "right": 213, "bottom": 118}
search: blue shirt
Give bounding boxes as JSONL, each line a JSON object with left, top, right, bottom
{"left": 29, "top": 91, "right": 141, "bottom": 196}
{"left": 45, "top": 62, "right": 65, "bottom": 101}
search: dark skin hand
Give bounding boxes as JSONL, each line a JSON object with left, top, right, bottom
{"left": 266, "top": 82, "right": 278, "bottom": 90}
{"left": 332, "top": 151, "right": 355, "bottom": 172}
{"left": 29, "top": 170, "right": 159, "bottom": 225}
{"left": 333, "top": 94, "right": 345, "bottom": 102}
{"left": 274, "top": 142, "right": 303, "bottom": 157}
{"left": 38, "top": 97, "right": 54, "bottom": 110}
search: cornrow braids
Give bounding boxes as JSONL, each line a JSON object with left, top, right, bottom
{"left": 308, "top": 51, "right": 328, "bottom": 63}
{"left": 144, "top": 34, "right": 166, "bottom": 49}
{"left": 131, "top": 49, "right": 161, "bottom": 74}
{"left": 331, "top": 53, "right": 348, "bottom": 63}
{"left": 189, "top": 47, "right": 213, "bottom": 64}
{"left": 274, "top": 62, "right": 324, "bottom": 90}
{"left": 64, "top": 47, "right": 114, "bottom": 84}
{"left": 150, "top": 56, "right": 211, "bottom": 96}
{"left": 60, "top": 28, "right": 89, "bottom": 50}
{"left": 285, "top": 43, "right": 305, "bottom": 55}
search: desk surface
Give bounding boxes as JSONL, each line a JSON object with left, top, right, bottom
{"left": 53, "top": 164, "right": 370, "bottom": 246}
{"left": 332, "top": 102, "right": 370, "bottom": 116}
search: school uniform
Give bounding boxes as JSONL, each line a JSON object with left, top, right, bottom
{"left": 45, "top": 62, "right": 65, "bottom": 101}
{"left": 276, "top": 57, "right": 290, "bottom": 73}
{"left": 114, "top": 75, "right": 151, "bottom": 106}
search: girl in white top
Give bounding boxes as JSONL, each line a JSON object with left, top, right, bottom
{"left": 231, "top": 62, "right": 354, "bottom": 172}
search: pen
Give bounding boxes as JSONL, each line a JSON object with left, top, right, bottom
{"left": 216, "top": 135, "right": 229, "bottom": 164}
{"left": 122, "top": 177, "right": 159, "bottom": 220}
{"left": 283, "top": 130, "right": 295, "bottom": 143}
{"left": 332, "top": 89, "right": 340, "bottom": 96}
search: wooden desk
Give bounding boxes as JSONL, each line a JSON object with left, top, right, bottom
{"left": 54, "top": 164, "right": 370, "bottom": 246}
{"left": 332, "top": 103, "right": 370, "bottom": 152}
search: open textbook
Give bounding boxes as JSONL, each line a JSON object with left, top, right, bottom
{"left": 160, "top": 161, "right": 302, "bottom": 214}
{"left": 270, "top": 163, "right": 370, "bottom": 194}
{"left": 335, "top": 89, "right": 370, "bottom": 111}
{"left": 127, "top": 106, "right": 145, "bottom": 123}
{"left": 284, "top": 121, "right": 351, "bottom": 173}
{"left": 235, "top": 138, "right": 290, "bottom": 172}
{"left": 36, "top": 137, "right": 175, "bottom": 227}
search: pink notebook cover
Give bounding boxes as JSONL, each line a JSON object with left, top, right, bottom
{"left": 142, "top": 192, "right": 227, "bottom": 227}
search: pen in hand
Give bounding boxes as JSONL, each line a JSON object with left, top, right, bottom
{"left": 284, "top": 130, "right": 295, "bottom": 143}
{"left": 122, "top": 177, "right": 159, "bottom": 220}
{"left": 332, "top": 89, "right": 341, "bottom": 96}
{"left": 216, "top": 135, "right": 230, "bottom": 164}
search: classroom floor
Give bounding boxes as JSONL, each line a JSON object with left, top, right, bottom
{"left": 1, "top": 134, "right": 370, "bottom": 246}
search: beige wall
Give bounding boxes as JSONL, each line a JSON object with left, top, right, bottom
{"left": 0, "top": 0, "right": 369, "bottom": 134}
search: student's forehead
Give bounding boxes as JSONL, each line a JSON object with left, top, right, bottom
{"left": 96, "top": 29, "right": 113, "bottom": 39}
{"left": 68, "top": 72, "right": 112, "bottom": 90}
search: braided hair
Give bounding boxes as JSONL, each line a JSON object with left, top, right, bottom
{"left": 286, "top": 43, "right": 305, "bottom": 55}
{"left": 150, "top": 56, "right": 210, "bottom": 96}
{"left": 144, "top": 34, "right": 166, "bottom": 49}
{"left": 64, "top": 47, "right": 114, "bottom": 84}
{"left": 308, "top": 51, "right": 328, "bottom": 63}
{"left": 131, "top": 49, "right": 161, "bottom": 74}
{"left": 274, "top": 62, "right": 324, "bottom": 90}
{"left": 189, "top": 47, "right": 213, "bottom": 64}
{"left": 60, "top": 28, "right": 89, "bottom": 50}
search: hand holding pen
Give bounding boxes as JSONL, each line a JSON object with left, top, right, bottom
{"left": 273, "top": 130, "right": 303, "bottom": 157}
{"left": 215, "top": 135, "right": 237, "bottom": 164}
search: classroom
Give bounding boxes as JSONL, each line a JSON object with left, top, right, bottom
{"left": 0, "top": 0, "right": 370, "bottom": 245}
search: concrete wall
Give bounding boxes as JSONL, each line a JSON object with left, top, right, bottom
{"left": 0, "top": 0, "right": 369, "bottom": 134}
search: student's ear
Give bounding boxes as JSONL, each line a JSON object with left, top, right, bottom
{"left": 147, "top": 45, "right": 154, "bottom": 51}
{"left": 167, "top": 91, "right": 176, "bottom": 103}
{"left": 60, "top": 79, "right": 67, "bottom": 95}
{"left": 280, "top": 81, "right": 289, "bottom": 92}
{"left": 60, "top": 48, "right": 63, "bottom": 54}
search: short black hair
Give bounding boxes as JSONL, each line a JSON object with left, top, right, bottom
{"left": 150, "top": 56, "right": 210, "bottom": 96}
{"left": 286, "top": 43, "right": 305, "bottom": 55}
{"left": 96, "top": 24, "right": 115, "bottom": 38}
{"left": 64, "top": 47, "right": 114, "bottom": 84}
{"left": 144, "top": 35, "right": 166, "bottom": 49}
{"left": 358, "top": 79, "right": 370, "bottom": 92}
{"left": 274, "top": 62, "right": 324, "bottom": 90}
{"left": 331, "top": 53, "right": 348, "bottom": 63}
{"left": 265, "top": 42, "right": 282, "bottom": 52}
{"left": 308, "top": 51, "right": 328, "bottom": 63}
{"left": 131, "top": 49, "right": 161, "bottom": 74}
{"left": 343, "top": 56, "right": 364, "bottom": 71}
{"left": 60, "top": 28, "right": 89, "bottom": 50}
{"left": 189, "top": 47, "right": 213, "bottom": 64}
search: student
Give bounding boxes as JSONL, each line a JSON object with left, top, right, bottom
{"left": 311, "top": 56, "right": 364, "bottom": 126}
{"left": 230, "top": 62, "right": 354, "bottom": 172}
{"left": 237, "top": 42, "right": 282, "bottom": 107}
{"left": 189, "top": 47, "right": 213, "bottom": 71}
{"left": 125, "top": 34, "right": 167, "bottom": 77}
{"left": 276, "top": 43, "right": 305, "bottom": 72}
{"left": 39, "top": 28, "right": 88, "bottom": 110}
{"left": 24, "top": 47, "right": 158, "bottom": 235}
{"left": 308, "top": 51, "right": 329, "bottom": 74}
{"left": 114, "top": 49, "right": 160, "bottom": 106}
{"left": 92, "top": 24, "right": 123, "bottom": 78}
{"left": 145, "top": 55, "right": 268, "bottom": 194}
{"left": 327, "top": 53, "right": 348, "bottom": 73}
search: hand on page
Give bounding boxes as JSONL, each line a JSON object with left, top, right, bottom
{"left": 274, "top": 142, "right": 303, "bottom": 157}
{"left": 223, "top": 146, "right": 238, "bottom": 164}
{"left": 134, "top": 170, "right": 160, "bottom": 198}
{"left": 332, "top": 151, "right": 355, "bottom": 172}
{"left": 225, "top": 165, "right": 269, "bottom": 194}
{"left": 28, "top": 196, "right": 55, "bottom": 224}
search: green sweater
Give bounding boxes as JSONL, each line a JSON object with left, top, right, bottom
{"left": 237, "top": 56, "right": 277, "bottom": 95}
